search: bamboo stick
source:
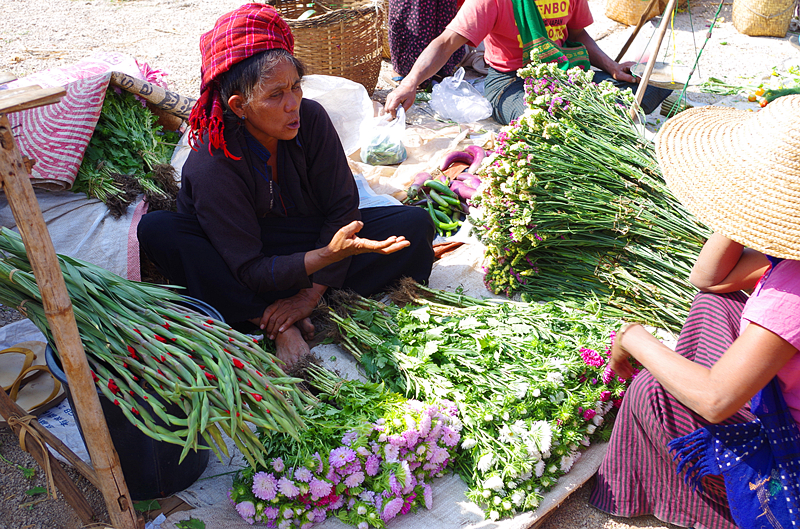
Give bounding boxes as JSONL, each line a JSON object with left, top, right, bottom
{"left": 630, "top": 0, "right": 678, "bottom": 120}
{"left": 0, "top": 111, "right": 142, "bottom": 529}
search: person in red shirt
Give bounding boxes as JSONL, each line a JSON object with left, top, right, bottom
{"left": 386, "top": 0, "right": 670, "bottom": 124}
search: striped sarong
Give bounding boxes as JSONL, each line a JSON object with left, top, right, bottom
{"left": 589, "top": 290, "right": 753, "bottom": 529}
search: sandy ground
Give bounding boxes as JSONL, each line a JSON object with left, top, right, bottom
{"left": 0, "top": 0, "right": 798, "bottom": 528}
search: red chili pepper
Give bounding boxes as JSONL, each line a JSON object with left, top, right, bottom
{"left": 155, "top": 335, "right": 167, "bottom": 343}
{"left": 163, "top": 322, "right": 170, "bottom": 329}
{"left": 256, "top": 370, "right": 263, "bottom": 377}
{"left": 236, "top": 412, "right": 240, "bottom": 417}
{"left": 205, "top": 372, "right": 217, "bottom": 381}
{"left": 143, "top": 396, "right": 148, "bottom": 400}
{"left": 206, "top": 319, "right": 214, "bottom": 325}
{"left": 252, "top": 393, "right": 263, "bottom": 402}
{"left": 123, "top": 362, "right": 128, "bottom": 369}
{"left": 134, "top": 329, "right": 141, "bottom": 335}
{"left": 233, "top": 358, "right": 244, "bottom": 369}
{"left": 253, "top": 338, "right": 259, "bottom": 343}
{"left": 266, "top": 409, "right": 271, "bottom": 414}
{"left": 129, "top": 390, "right": 134, "bottom": 395}
{"left": 247, "top": 380, "right": 253, "bottom": 387}
{"left": 108, "top": 379, "right": 120, "bottom": 394}
{"left": 91, "top": 371, "right": 99, "bottom": 383}
{"left": 171, "top": 338, "right": 176, "bottom": 342}
{"left": 158, "top": 369, "right": 164, "bottom": 376}
{"left": 132, "top": 408, "right": 140, "bottom": 415}
{"left": 133, "top": 376, "right": 139, "bottom": 381}
{"left": 114, "top": 399, "right": 120, "bottom": 406}
{"left": 228, "top": 338, "right": 235, "bottom": 343}
{"left": 127, "top": 345, "right": 138, "bottom": 358}
{"left": 160, "top": 355, "right": 166, "bottom": 362}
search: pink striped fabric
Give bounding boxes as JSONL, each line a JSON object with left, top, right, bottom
{"left": 589, "top": 291, "right": 753, "bottom": 529}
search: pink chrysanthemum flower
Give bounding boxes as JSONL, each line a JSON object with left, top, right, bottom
{"left": 382, "top": 496, "right": 404, "bottom": 521}
{"left": 365, "top": 454, "right": 381, "bottom": 476}
{"left": 329, "top": 446, "right": 357, "bottom": 468}
{"left": 252, "top": 472, "right": 278, "bottom": 501}
{"left": 309, "top": 478, "right": 332, "bottom": 499}
{"left": 344, "top": 471, "right": 365, "bottom": 488}
{"left": 294, "top": 466, "right": 313, "bottom": 483}
{"left": 271, "top": 457, "right": 285, "bottom": 473}
{"left": 277, "top": 476, "right": 300, "bottom": 498}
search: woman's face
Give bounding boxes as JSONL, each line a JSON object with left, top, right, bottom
{"left": 239, "top": 60, "right": 303, "bottom": 150}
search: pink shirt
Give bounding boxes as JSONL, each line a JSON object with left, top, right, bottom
{"left": 447, "top": 0, "right": 593, "bottom": 72}
{"left": 740, "top": 259, "right": 800, "bottom": 425}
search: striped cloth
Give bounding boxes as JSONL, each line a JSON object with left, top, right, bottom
{"left": 188, "top": 3, "right": 294, "bottom": 159}
{"left": 589, "top": 291, "right": 753, "bottom": 529}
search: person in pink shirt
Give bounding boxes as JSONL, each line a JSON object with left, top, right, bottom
{"left": 592, "top": 96, "right": 800, "bottom": 528}
{"left": 385, "top": 0, "right": 670, "bottom": 124}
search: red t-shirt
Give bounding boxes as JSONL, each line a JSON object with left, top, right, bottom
{"left": 447, "top": 0, "right": 593, "bottom": 72}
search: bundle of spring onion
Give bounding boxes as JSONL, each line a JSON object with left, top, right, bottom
{"left": 470, "top": 59, "right": 710, "bottom": 332}
{"left": 0, "top": 228, "right": 309, "bottom": 466}
{"left": 328, "top": 282, "right": 631, "bottom": 520}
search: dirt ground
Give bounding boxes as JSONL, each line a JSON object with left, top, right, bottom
{"left": 0, "top": 0, "right": 798, "bottom": 528}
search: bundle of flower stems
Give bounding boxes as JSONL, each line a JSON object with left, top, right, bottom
{"left": 230, "top": 363, "right": 461, "bottom": 527}
{"left": 0, "top": 228, "right": 310, "bottom": 466}
{"left": 470, "top": 59, "right": 710, "bottom": 333}
{"left": 328, "top": 282, "right": 631, "bottom": 520}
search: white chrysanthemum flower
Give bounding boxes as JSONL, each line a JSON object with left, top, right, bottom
{"left": 484, "top": 476, "right": 505, "bottom": 491}
{"left": 489, "top": 510, "right": 500, "bottom": 521}
{"left": 528, "top": 420, "right": 552, "bottom": 453}
{"left": 514, "top": 382, "right": 529, "bottom": 399}
{"left": 502, "top": 411, "right": 510, "bottom": 421}
{"left": 499, "top": 424, "right": 518, "bottom": 444}
{"left": 520, "top": 470, "right": 532, "bottom": 481}
{"left": 461, "top": 438, "right": 477, "bottom": 450}
{"left": 603, "top": 401, "right": 614, "bottom": 414}
{"left": 547, "top": 464, "right": 558, "bottom": 474}
{"left": 477, "top": 453, "right": 495, "bottom": 472}
{"left": 593, "top": 414, "right": 605, "bottom": 427}
{"left": 450, "top": 415, "right": 463, "bottom": 432}
{"left": 535, "top": 460, "right": 546, "bottom": 478}
{"left": 511, "top": 420, "right": 528, "bottom": 436}
{"left": 581, "top": 436, "right": 591, "bottom": 447}
{"left": 511, "top": 490, "right": 526, "bottom": 506}
{"left": 393, "top": 418, "right": 403, "bottom": 427}
{"left": 482, "top": 489, "right": 492, "bottom": 499}
{"left": 484, "top": 413, "right": 494, "bottom": 422}
{"left": 560, "top": 455, "right": 575, "bottom": 473}
{"left": 586, "top": 424, "right": 597, "bottom": 435}
{"left": 502, "top": 501, "right": 513, "bottom": 511}
{"left": 531, "top": 388, "right": 541, "bottom": 398}
{"left": 493, "top": 496, "right": 502, "bottom": 506}
{"left": 545, "top": 372, "right": 563, "bottom": 385}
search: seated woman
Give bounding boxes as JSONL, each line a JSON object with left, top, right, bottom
{"left": 138, "top": 4, "right": 435, "bottom": 367}
{"left": 590, "top": 96, "right": 800, "bottom": 528}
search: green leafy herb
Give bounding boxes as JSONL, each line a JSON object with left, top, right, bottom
{"left": 24, "top": 486, "right": 46, "bottom": 496}
{"left": 176, "top": 518, "right": 206, "bottom": 529}
{"left": 133, "top": 499, "right": 160, "bottom": 512}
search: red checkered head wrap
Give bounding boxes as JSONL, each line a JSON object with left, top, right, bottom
{"left": 188, "top": 3, "right": 295, "bottom": 158}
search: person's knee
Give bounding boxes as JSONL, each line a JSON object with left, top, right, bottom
{"left": 403, "top": 205, "right": 436, "bottom": 243}
{"left": 137, "top": 211, "right": 173, "bottom": 250}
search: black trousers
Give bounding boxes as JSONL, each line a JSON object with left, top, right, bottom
{"left": 137, "top": 206, "right": 435, "bottom": 324}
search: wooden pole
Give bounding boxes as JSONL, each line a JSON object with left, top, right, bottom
{"left": 0, "top": 111, "right": 142, "bottom": 529}
{"left": 629, "top": 0, "right": 678, "bottom": 120}
{"left": 614, "top": 0, "right": 662, "bottom": 63}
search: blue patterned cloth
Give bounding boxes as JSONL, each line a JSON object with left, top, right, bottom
{"left": 669, "top": 376, "right": 800, "bottom": 528}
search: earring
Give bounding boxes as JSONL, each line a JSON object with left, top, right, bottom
{"left": 240, "top": 114, "right": 246, "bottom": 121}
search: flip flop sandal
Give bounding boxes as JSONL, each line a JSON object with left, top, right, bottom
{"left": 0, "top": 341, "right": 47, "bottom": 392}
{"left": 1, "top": 364, "right": 66, "bottom": 426}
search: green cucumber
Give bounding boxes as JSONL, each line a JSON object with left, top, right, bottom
{"left": 424, "top": 179, "right": 458, "bottom": 198}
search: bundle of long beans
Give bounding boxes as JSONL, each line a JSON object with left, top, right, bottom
{"left": 470, "top": 60, "right": 710, "bottom": 332}
{"left": 0, "top": 228, "right": 310, "bottom": 466}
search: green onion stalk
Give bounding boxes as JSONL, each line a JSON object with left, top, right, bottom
{"left": 328, "top": 282, "right": 631, "bottom": 519}
{"left": 469, "top": 58, "right": 711, "bottom": 333}
{"left": 0, "top": 228, "right": 312, "bottom": 467}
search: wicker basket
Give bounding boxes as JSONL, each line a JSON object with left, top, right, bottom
{"left": 381, "top": 0, "right": 391, "bottom": 60}
{"left": 272, "top": 0, "right": 383, "bottom": 95}
{"left": 732, "top": 0, "right": 795, "bottom": 36}
{"left": 605, "top": 0, "right": 666, "bottom": 26}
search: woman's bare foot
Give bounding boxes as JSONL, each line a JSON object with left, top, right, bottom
{"left": 297, "top": 317, "right": 315, "bottom": 341}
{"left": 274, "top": 324, "right": 309, "bottom": 368}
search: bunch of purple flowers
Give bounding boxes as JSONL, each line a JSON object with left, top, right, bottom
{"left": 229, "top": 389, "right": 460, "bottom": 528}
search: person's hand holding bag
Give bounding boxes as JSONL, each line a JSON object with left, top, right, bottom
{"left": 360, "top": 107, "right": 408, "bottom": 165}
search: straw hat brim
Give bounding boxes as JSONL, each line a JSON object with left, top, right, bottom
{"left": 654, "top": 95, "right": 800, "bottom": 260}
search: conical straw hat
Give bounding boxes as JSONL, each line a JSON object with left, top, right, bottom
{"left": 655, "top": 95, "right": 800, "bottom": 260}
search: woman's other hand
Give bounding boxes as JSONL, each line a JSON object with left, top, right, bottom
{"left": 327, "top": 220, "right": 411, "bottom": 256}
{"left": 259, "top": 288, "right": 322, "bottom": 339}
{"left": 609, "top": 323, "right": 638, "bottom": 379}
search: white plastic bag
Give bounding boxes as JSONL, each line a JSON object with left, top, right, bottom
{"left": 302, "top": 74, "right": 374, "bottom": 156}
{"left": 429, "top": 67, "right": 492, "bottom": 123}
{"left": 359, "top": 106, "right": 408, "bottom": 166}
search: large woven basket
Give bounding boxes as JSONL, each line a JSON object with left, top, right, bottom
{"left": 272, "top": 0, "right": 383, "bottom": 95}
{"left": 605, "top": 0, "right": 666, "bottom": 26}
{"left": 732, "top": 0, "right": 795, "bottom": 36}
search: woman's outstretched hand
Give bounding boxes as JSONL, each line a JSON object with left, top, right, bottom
{"left": 326, "top": 220, "right": 410, "bottom": 257}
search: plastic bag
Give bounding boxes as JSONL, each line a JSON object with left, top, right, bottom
{"left": 359, "top": 107, "right": 408, "bottom": 165}
{"left": 302, "top": 74, "right": 374, "bottom": 156}
{"left": 429, "top": 67, "right": 492, "bottom": 123}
